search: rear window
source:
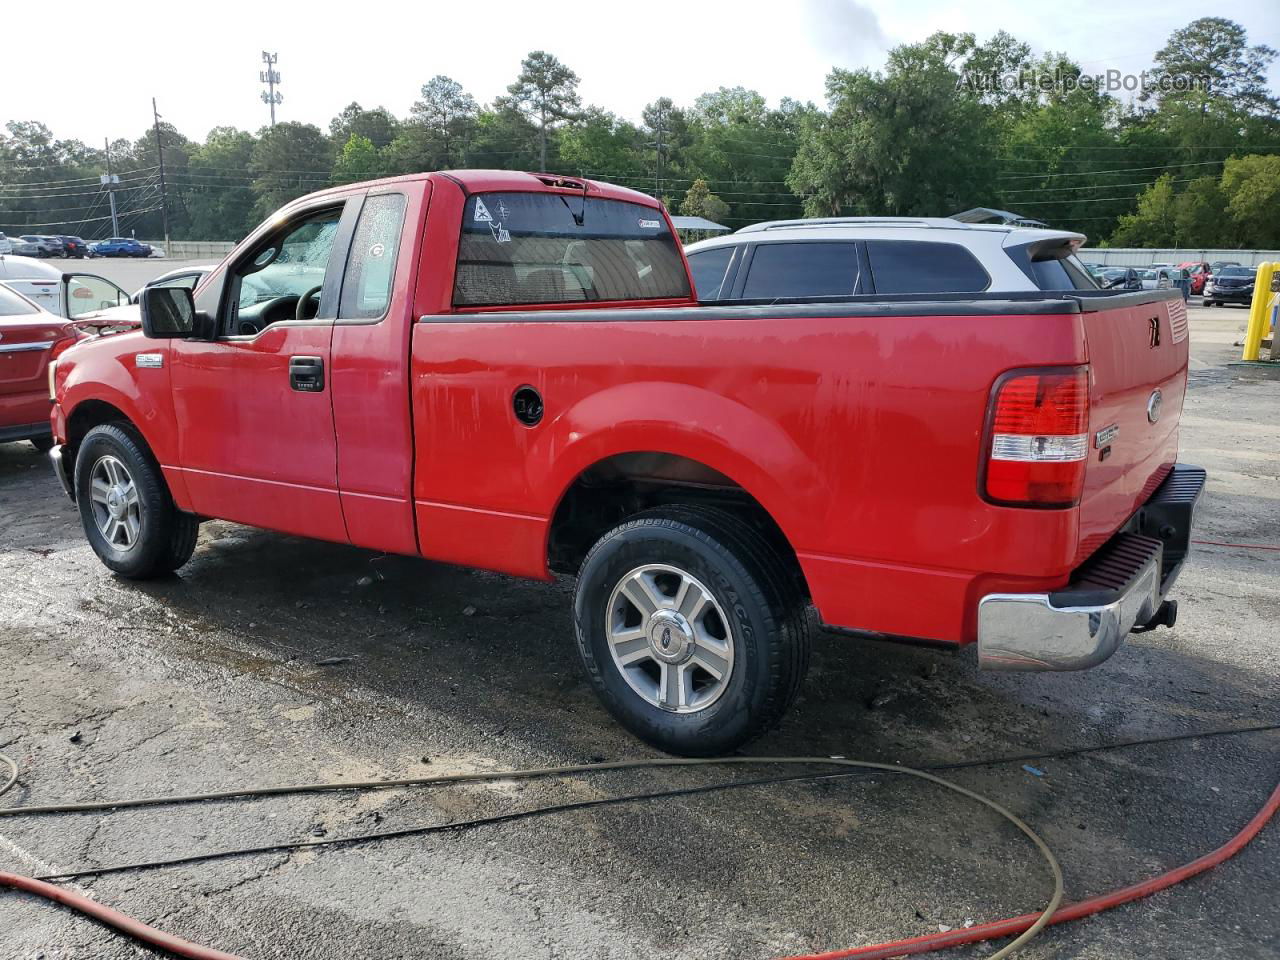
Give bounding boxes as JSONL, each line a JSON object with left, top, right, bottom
{"left": 866, "top": 240, "right": 989, "bottom": 294}
{"left": 1028, "top": 256, "right": 1097, "bottom": 291}
{"left": 740, "top": 242, "right": 862, "bottom": 299}
{"left": 0, "top": 285, "right": 39, "bottom": 316}
{"left": 453, "top": 193, "right": 691, "bottom": 307}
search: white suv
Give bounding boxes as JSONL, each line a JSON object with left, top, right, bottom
{"left": 684, "top": 217, "right": 1099, "bottom": 301}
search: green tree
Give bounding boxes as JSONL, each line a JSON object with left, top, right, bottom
{"left": 385, "top": 76, "right": 478, "bottom": 172}
{"left": 1172, "top": 176, "right": 1227, "bottom": 247}
{"left": 678, "top": 179, "right": 730, "bottom": 224}
{"left": 186, "top": 127, "right": 258, "bottom": 240}
{"left": 1221, "top": 154, "right": 1280, "bottom": 248}
{"left": 789, "top": 32, "right": 995, "bottom": 218}
{"left": 1148, "top": 17, "right": 1278, "bottom": 117}
{"left": 249, "top": 122, "right": 333, "bottom": 220}
{"left": 557, "top": 108, "right": 645, "bottom": 180}
{"left": 1109, "top": 174, "right": 1178, "bottom": 246}
{"left": 328, "top": 103, "right": 399, "bottom": 149}
{"left": 467, "top": 104, "right": 541, "bottom": 171}
{"left": 501, "top": 51, "right": 582, "bottom": 171}
{"left": 332, "top": 133, "right": 382, "bottom": 183}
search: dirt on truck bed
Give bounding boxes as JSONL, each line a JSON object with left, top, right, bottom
{"left": 1, "top": 304, "right": 1277, "bottom": 960}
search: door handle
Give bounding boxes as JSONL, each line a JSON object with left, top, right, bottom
{"left": 289, "top": 355, "right": 324, "bottom": 393}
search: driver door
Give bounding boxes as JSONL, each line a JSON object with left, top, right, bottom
{"left": 170, "top": 198, "right": 360, "bottom": 542}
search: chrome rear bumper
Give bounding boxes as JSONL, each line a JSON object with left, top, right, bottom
{"left": 978, "top": 464, "right": 1205, "bottom": 671}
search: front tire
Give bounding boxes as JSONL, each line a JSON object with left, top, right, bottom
{"left": 75, "top": 423, "right": 199, "bottom": 579}
{"left": 574, "top": 505, "right": 809, "bottom": 756}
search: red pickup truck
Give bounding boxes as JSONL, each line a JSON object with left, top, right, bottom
{"left": 47, "top": 171, "right": 1204, "bottom": 755}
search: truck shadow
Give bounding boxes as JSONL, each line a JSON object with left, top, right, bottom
{"left": 116, "top": 517, "right": 1277, "bottom": 772}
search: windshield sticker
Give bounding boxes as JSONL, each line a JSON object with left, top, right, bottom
{"left": 638, "top": 219, "right": 660, "bottom": 229}
{"left": 474, "top": 198, "right": 494, "bottom": 223}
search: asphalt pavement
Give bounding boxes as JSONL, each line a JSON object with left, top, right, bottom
{"left": 0, "top": 303, "right": 1276, "bottom": 959}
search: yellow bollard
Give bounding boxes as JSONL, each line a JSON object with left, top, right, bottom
{"left": 1241, "top": 262, "right": 1277, "bottom": 361}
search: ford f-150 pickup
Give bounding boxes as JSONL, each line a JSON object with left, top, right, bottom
{"left": 47, "top": 170, "right": 1204, "bottom": 755}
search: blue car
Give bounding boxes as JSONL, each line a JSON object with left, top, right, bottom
{"left": 91, "top": 237, "right": 152, "bottom": 258}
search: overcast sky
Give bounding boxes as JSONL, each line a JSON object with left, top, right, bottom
{"left": 4, "top": 0, "right": 1279, "bottom": 146}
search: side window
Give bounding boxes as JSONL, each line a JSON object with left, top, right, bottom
{"left": 230, "top": 208, "right": 342, "bottom": 334}
{"left": 687, "top": 247, "right": 733, "bottom": 300}
{"left": 866, "top": 240, "right": 989, "bottom": 294}
{"left": 340, "top": 193, "right": 407, "bottom": 320}
{"left": 740, "top": 242, "right": 861, "bottom": 299}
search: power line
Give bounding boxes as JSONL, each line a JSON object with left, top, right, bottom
{"left": 999, "top": 177, "right": 1200, "bottom": 196}
{"left": 0, "top": 205, "right": 164, "bottom": 231}
{"left": 996, "top": 159, "right": 1228, "bottom": 181}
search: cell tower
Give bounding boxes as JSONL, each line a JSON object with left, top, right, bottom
{"left": 260, "top": 52, "right": 282, "bottom": 126}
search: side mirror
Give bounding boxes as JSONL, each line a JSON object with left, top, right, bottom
{"left": 139, "top": 285, "right": 197, "bottom": 338}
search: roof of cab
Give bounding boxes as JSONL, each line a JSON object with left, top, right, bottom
{"left": 280, "top": 169, "right": 660, "bottom": 211}
{"left": 441, "top": 170, "right": 659, "bottom": 206}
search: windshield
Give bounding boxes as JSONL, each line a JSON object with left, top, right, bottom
{"left": 1219, "top": 267, "right": 1253, "bottom": 278}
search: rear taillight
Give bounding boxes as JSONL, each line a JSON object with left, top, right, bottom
{"left": 983, "top": 366, "right": 1089, "bottom": 508}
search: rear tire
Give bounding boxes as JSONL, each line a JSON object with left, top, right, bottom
{"left": 75, "top": 423, "right": 199, "bottom": 579}
{"left": 573, "top": 504, "right": 810, "bottom": 756}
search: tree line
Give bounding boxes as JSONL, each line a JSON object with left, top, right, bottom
{"left": 1, "top": 17, "right": 1277, "bottom": 248}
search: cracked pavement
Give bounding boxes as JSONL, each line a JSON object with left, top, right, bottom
{"left": 0, "top": 303, "right": 1277, "bottom": 959}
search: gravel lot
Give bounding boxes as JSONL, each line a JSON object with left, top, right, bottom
{"left": 1, "top": 301, "right": 1277, "bottom": 960}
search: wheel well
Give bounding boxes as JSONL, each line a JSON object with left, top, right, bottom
{"left": 547, "top": 452, "right": 809, "bottom": 597}
{"left": 65, "top": 399, "right": 133, "bottom": 465}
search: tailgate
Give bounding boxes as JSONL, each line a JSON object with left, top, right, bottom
{"left": 1075, "top": 291, "right": 1188, "bottom": 561}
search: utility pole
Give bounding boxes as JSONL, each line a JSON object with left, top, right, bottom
{"left": 260, "top": 52, "right": 282, "bottom": 127}
{"left": 648, "top": 125, "right": 667, "bottom": 204}
{"left": 102, "top": 137, "right": 120, "bottom": 236}
{"left": 152, "top": 98, "right": 171, "bottom": 249}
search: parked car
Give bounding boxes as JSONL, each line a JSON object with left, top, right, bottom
{"left": 19, "top": 235, "right": 62, "bottom": 257}
{"left": 0, "top": 255, "right": 64, "bottom": 313}
{"left": 1176, "top": 261, "right": 1211, "bottom": 295}
{"left": 0, "top": 233, "right": 13, "bottom": 255}
{"left": 130, "top": 265, "right": 216, "bottom": 303}
{"left": 56, "top": 235, "right": 92, "bottom": 259}
{"left": 49, "top": 170, "right": 1202, "bottom": 756}
{"left": 6, "top": 236, "right": 42, "bottom": 256}
{"left": 1204, "top": 265, "right": 1256, "bottom": 306}
{"left": 0, "top": 254, "right": 132, "bottom": 320}
{"left": 91, "top": 237, "right": 152, "bottom": 258}
{"left": 0, "top": 284, "right": 83, "bottom": 451}
{"left": 1137, "top": 267, "right": 1176, "bottom": 290}
{"left": 1099, "top": 267, "right": 1142, "bottom": 290}
{"left": 684, "top": 217, "right": 1100, "bottom": 299}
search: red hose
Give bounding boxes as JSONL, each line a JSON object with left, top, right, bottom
{"left": 0, "top": 871, "right": 246, "bottom": 960}
{"left": 783, "top": 779, "right": 1280, "bottom": 960}
{"left": 1191, "top": 539, "right": 1280, "bottom": 552}
{"left": 3, "top": 780, "right": 1275, "bottom": 960}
